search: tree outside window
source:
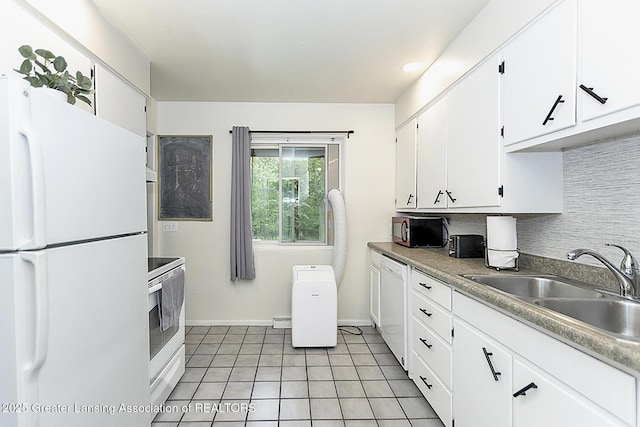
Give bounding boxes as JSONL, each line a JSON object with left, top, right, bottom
{"left": 250, "top": 140, "right": 340, "bottom": 245}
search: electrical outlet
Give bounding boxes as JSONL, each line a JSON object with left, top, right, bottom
{"left": 162, "top": 221, "right": 178, "bottom": 232}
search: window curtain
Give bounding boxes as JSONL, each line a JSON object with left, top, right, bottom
{"left": 230, "top": 126, "right": 256, "bottom": 281}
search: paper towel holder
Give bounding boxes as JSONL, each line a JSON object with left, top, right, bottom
{"left": 485, "top": 247, "right": 520, "bottom": 271}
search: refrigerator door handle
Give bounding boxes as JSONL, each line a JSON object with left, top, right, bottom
{"left": 21, "top": 251, "right": 49, "bottom": 373}
{"left": 17, "top": 89, "right": 47, "bottom": 249}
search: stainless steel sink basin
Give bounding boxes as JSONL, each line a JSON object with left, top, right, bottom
{"left": 533, "top": 298, "right": 640, "bottom": 340}
{"left": 462, "top": 274, "right": 603, "bottom": 299}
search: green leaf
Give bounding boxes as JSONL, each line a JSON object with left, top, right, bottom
{"left": 53, "top": 56, "right": 67, "bottom": 73}
{"left": 14, "top": 60, "right": 33, "bottom": 76}
{"left": 19, "top": 59, "right": 33, "bottom": 74}
{"left": 24, "top": 76, "right": 43, "bottom": 88}
{"left": 18, "top": 45, "right": 35, "bottom": 59}
{"left": 76, "top": 72, "right": 92, "bottom": 90}
{"left": 34, "top": 59, "right": 51, "bottom": 74}
{"left": 35, "top": 49, "right": 55, "bottom": 61}
{"left": 75, "top": 94, "right": 92, "bottom": 106}
{"left": 66, "top": 92, "right": 76, "bottom": 105}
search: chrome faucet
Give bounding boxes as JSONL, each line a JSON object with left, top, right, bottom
{"left": 566, "top": 244, "right": 639, "bottom": 298}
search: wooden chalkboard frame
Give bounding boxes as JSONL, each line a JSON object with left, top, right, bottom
{"left": 158, "top": 135, "right": 213, "bottom": 221}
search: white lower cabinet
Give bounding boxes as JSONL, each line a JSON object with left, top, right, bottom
{"left": 513, "top": 359, "right": 627, "bottom": 427}
{"left": 369, "top": 250, "right": 381, "bottom": 327}
{"left": 453, "top": 318, "right": 512, "bottom": 427}
{"left": 409, "top": 269, "right": 453, "bottom": 427}
{"left": 393, "top": 260, "right": 637, "bottom": 427}
{"left": 453, "top": 291, "right": 636, "bottom": 427}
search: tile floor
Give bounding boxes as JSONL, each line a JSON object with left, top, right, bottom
{"left": 152, "top": 325, "right": 445, "bottom": 427}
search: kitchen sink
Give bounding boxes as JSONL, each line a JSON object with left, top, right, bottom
{"left": 462, "top": 274, "right": 604, "bottom": 299}
{"left": 533, "top": 298, "right": 640, "bottom": 341}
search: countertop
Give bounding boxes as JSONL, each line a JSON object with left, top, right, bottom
{"left": 368, "top": 242, "right": 640, "bottom": 377}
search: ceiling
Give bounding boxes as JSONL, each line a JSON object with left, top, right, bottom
{"left": 91, "top": 0, "right": 491, "bottom": 103}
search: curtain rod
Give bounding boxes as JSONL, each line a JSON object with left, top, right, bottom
{"left": 229, "top": 130, "right": 354, "bottom": 138}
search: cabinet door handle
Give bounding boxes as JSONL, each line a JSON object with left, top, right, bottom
{"left": 542, "top": 95, "right": 565, "bottom": 125}
{"left": 433, "top": 190, "right": 443, "bottom": 205}
{"left": 513, "top": 382, "right": 538, "bottom": 398}
{"left": 419, "top": 308, "right": 433, "bottom": 317}
{"left": 445, "top": 190, "right": 456, "bottom": 203}
{"left": 419, "top": 337, "right": 433, "bottom": 349}
{"left": 482, "top": 347, "right": 502, "bottom": 381}
{"left": 419, "top": 282, "right": 432, "bottom": 290}
{"left": 406, "top": 193, "right": 414, "bottom": 205}
{"left": 419, "top": 375, "right": 433, "bottom": 389}
{"left": 579, "top": 84, "right": 608, "bottom": 105}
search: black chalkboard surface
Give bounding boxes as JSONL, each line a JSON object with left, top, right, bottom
{"left": 158, "top": 135, "right": 212, "bottom": 220}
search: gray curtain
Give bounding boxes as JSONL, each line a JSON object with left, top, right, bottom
{"left": 230, "top": 126, "right": 256, "bottom": 281}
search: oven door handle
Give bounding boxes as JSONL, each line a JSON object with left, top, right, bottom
{"left": 149, "top": 283, "right": 162, "bottom": 294}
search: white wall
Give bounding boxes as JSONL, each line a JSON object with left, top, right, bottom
{"left": 395, "top": 0, "right": 555, "bottom": 127}
{"left": 0, "top": 1, "right": 92, "bottom": 90}
{"left": 9, "top": 0, "right": 150, "bottom": 95}
{"left": 157, "top": 102, "right": 396, "bottom": 325}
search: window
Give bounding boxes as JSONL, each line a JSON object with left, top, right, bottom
{"left": 250, "top": 136, "right": 341, "bottom": 245}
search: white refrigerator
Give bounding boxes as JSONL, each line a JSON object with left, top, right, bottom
{"left": 0, "top": 78, "right": 150, "bottom": 426}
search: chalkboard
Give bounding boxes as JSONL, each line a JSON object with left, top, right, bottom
{"left": 158, "top": 135, "right": 212, "bottom": 221}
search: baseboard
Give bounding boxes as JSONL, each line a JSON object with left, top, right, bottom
{"left": 186, "top": 318, "right": 374, "bottom": 328}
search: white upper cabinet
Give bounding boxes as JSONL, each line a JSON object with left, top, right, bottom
{"left": 446, "top": 56, "right": 501, "bottom": 209}
{"left": 501, "top": 0, "right": 577, "bottom": 146}
{"left": 416, "top": 98, "right": 447, "bottom": 209}
{"left": 395, "top": 119, "right": 417, "bottom": 209}
{"left": 410, "top": 54, "right": 562, "bottom": 214}
{"left": 579, "top": 0, "right": 640, "bottom": 122}
{"left": 416, "top": 56, "right": 501, "bottom": 210}
{"left": 95, "top": 64, "right": 147, "bottom": 137}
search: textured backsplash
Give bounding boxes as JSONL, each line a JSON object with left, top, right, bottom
{"left": 446, "top": 130, "right": 640, "bottom": 271}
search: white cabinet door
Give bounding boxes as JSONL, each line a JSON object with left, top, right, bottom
{"left": 395, "top": 119, "right": 417, "bottom": 209}
{"left": 446, "top": 56, "right": 501, "bottom": 208}
{"left": 416, "top": 98, "right": 447, "bottom": 209}
{"left": 453, "top": 319, "right": 512, "bottom": 427}
{"left": 369, "top": 264, "right": 380, "bottom": 327}
{"left": 502, "top": 0, "right": 577, "bottom": 145}
{"left": 95, "top": 64, "right": 147, "bottom": 137}
{"left": 579, "top": 0, "right": 640, "bottom": 122}
{"left": 512, "top": 359, "right": 627, "bottom": 427}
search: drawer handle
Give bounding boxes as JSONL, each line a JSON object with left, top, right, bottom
{"left": 482, "top": 347, "right": 502, "bottom": 381}
{"left": 579, "top": 84, "right": 608, "bottom": 105}
{"left": 513, "top": 382, "right": 538, "bottom": 398}
{"left": 419, "top": 375, "right": 433, "bottom": 389}
{"left": 542, "top": 94, "right": 565, "bottom": 126}
{"left": 419, "top": 308, "right": 432, "bottom": 317}
{"left": 419, "top": 337, "right": 433, "bottom": 349}
{"left": 433, "top": 190, "right": 443, "bottom": 205}
{"left": 419, "top": 282, "right": 432, "bottom": 290}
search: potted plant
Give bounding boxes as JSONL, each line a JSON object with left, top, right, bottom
{"left": 14, "top": 45, "right": 94, "bottom": 106}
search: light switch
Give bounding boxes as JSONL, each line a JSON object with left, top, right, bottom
{"left": 162, "top": 221, "right": 178, "bottom": 232}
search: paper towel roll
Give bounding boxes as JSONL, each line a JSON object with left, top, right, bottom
{"left": 487, "top": 216, "right": 518, "bottom": 268}
{"left": 487, "top": 249, "right": 519, "bottom": 268}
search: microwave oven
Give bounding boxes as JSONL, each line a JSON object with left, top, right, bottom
{"left": 392, "top": 216, "right": 448, "bottom": 248}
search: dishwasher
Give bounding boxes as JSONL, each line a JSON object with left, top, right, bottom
{"left": 379, "top": 255, "right": 409, "bottom": 370}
